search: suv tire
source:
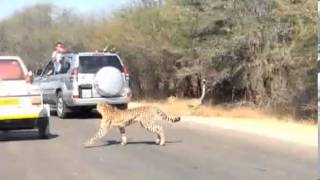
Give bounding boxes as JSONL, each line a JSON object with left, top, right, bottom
{"left": 94, "top": 67, "right": 124, "bottom": 97}
{"left": 38, "top": 118, "right": 50, "bottom": 139}
{"left": 57, "top": 92, "right": 69, "bottom": 119}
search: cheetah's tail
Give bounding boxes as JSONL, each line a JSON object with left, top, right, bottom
{"left": 157, "top": 109, "right": 181, "bottom": 123}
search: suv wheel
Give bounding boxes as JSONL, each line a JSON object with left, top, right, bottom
{"left": 57, "top": 92, "right": 69, "bottom": 119}
{"left": 38, "top": 118, "right": 50, "bottom": 139}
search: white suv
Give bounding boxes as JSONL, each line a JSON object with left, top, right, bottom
{"left": 34, "top": 52, "right": 132, "bottom": 118}
{"left": 0, "top": 56, "right": 50, "bottom": 139}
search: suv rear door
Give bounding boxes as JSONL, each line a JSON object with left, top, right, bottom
{"left": 77, "top": 54, "right": 126, "bottom": 98}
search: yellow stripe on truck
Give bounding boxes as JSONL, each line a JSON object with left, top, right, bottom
{"left": 0, "top": 114, "right": 39, "bottom": 120}
{"left": 0, "top": 98, "right": 19, "bottom": 106}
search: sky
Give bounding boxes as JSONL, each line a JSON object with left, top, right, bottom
{"left": 0, "top": 0, "right": 131, "bottom": 19}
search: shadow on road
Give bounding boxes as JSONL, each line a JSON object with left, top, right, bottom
{"left": 68, "top": 112, "right": 101, "bottom": 120}
{"left": 0, "top": 130, "right": 59, "bottom": 142}
{"left": 85, "top": 140, "right": 183, "bottom": 149}
{"left": 52, "top": 110, "right": 101, "bottom": 120}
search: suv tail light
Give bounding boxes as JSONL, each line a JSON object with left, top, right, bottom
{"left": 123, "top": 66, "right": 129, "bottom": 75}
{"left": 70, "top": 67, "right": 79, "bottom": 81}
{"left": 123, "top": 66, "right": 129, "bottom": 80}
{"left": 72, "top": 95, "right": 79, "bottom": 99}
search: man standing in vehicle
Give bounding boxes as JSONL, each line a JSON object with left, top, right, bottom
{"left": 51, "top": 41, "right": 66, "bottom": 73}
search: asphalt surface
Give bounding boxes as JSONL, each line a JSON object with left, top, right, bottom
{"left": 0, "top": 113, "right": 317, "bottom": 180}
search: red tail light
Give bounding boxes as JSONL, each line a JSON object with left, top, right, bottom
{"left": 71, "top": 67, "right": 79, "bottom": 81}
{"left": 123, "top": 66, "right": 129, "bottom": 76}
{"left": 72, "top": 95, "right": 79, "bottom": 99}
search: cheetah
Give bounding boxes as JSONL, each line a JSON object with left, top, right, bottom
{"left": 84, "top": 103, "right": 180, "bottom": 147}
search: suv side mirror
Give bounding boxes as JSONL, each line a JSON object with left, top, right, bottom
{"left": 36, "top": 69, "right": 42, "bottom": 76}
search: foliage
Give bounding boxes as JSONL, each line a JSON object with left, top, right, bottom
{"left": 0, "top": 0, "right": 316, "bottom": 119}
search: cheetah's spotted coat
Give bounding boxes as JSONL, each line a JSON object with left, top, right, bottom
{"left": 84, "top": 103, "right": 180, "bottom": 147}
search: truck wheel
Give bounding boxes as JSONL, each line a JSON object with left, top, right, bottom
{"left": 57, "top": 92, "right": 69, "bottom": 119}
{"left": 38, "top": 118, "right": 50, "bottom": 139}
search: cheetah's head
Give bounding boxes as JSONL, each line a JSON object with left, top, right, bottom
{"left": 96, "top": 102, "right": 114, "bottom": 114}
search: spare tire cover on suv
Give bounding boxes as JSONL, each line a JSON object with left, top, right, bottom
{"left": 94, "top": 67, "right": 124, "bottom": 97}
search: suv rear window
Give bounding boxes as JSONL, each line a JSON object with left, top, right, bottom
{"left": 0, "top": 60, "right": 24, "bottom": 80}
{"left": 79, "top": 56, "right": 123, "bottom": 74}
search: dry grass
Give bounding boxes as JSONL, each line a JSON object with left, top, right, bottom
{"left": 192, "top": 106, "right": 267, "bottom": 119}
{"left": 131, "top": 98, "right": 312, "bottom": 123}
{"left": 130, "top": 99, "right": 317, "bottom": 146}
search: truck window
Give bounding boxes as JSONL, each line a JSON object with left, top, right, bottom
{"left": 58, "top": 56, "right": 71, "bottom": 74}
{"left": 0, "top": 60, "right": 24, "bottom": 80}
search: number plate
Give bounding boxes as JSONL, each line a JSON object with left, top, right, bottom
{"left": 0, "top": 98, "right": 19, "bottom": 106}
{"left": 81, "top": 89, "right": 92, "bottom": 98}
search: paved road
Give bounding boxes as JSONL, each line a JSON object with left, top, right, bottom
{"left": 0, "top": 114, "right": 317, "bottom": 180}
